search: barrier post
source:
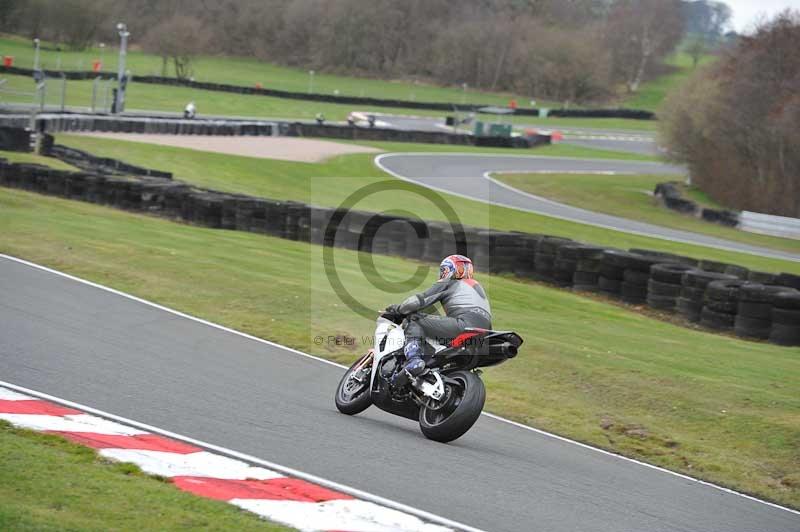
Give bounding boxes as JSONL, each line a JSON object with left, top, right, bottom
{"left": 60, "top": 74, "right": 67, "bottom": 112}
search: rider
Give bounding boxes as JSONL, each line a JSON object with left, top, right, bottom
{"left": 386, "top": 255, "right": 492, "bottom": 385}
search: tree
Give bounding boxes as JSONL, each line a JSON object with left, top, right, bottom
{"left": 604, "top": 0, "right": 685, "bottom": 92}
{"left": 685, "top": 35, "right": 707, "bottom": 68}
{"left": 660, "top": 10, "right": 800, "bottom": 217}
{"left": 142, "top": 15, "right": 209, "bottom": 79}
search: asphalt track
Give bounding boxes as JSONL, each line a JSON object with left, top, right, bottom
{"left": 376, "top": 153, "right": 800, "bottom": 262}
{"left": 1, "top": 256, "right": 798, "bottom": 532}
{"left": 374, "top": 113, "right": 660, "bottom": 155}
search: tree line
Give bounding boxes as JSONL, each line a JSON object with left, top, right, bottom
{"left": 660, "top": 10, "right": 800, "bottom": 217}
{"left": 0, "top": 0, "right": 728, "bottom": 105}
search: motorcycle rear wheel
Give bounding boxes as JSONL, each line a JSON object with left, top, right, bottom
{"left": 418, "top": 370, "right": 485, "bottom": 443}
{"left": 335, "top": 353, "right": 373, "bottom": 415}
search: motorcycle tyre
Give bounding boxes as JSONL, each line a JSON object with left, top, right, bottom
{"left": 419, "top": 370, "right": 485, "bottom": 443}
{"left": 335, "top": 354, "right": 373, "bottom": 415}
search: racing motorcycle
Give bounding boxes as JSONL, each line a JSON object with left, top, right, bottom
{"left": 335, "top": 309, "right": 523, "bottom": 442}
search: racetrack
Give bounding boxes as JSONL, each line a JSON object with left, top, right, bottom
{"left": 1, "top": 255, "right": 797, "bottom": 532}
{"left": 375, "top": 153, "right": 800, "bottom": 262}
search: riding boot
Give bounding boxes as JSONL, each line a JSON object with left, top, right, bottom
{"left": 391, "top": 339, "right": 425, "bottom": 386}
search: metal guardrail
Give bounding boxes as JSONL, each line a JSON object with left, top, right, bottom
{"left": 739, "top": 211, "right": 800, "bottom": 240}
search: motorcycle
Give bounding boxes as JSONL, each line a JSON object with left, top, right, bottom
{"left": 335, "top": 309, "right": 523, "bottom": 442}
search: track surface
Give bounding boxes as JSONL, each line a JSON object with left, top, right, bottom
{"left": 1, "top": 257, "right": 797, "bottom": 532}
{"left": 375, "top": 114, "right": 660, "bottom": 155}
{"left": 376, "top": 153, "right": 800, "bottom": 262}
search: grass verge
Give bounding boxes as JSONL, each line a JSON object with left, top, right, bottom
{"left": 494, "top": 172, "right": 800, "bottom": 255}
{"left": 0, "top": 34, "right": 546, "bottom": 106}
{"left": 620, "top": 52, "right": 715, "bottom": 112}
{"left": 0, "top": 71, "right": 656, "bottom": 132}
{"left": 0, "top": 187, "right": 798, "bottom": 509}
{"left": 49, "top": 136, "right": 800, "bottom": 274}
{"left": 0, "top": 420, "right": 291, "bottom": 531}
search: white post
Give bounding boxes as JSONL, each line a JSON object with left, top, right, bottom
{"left": 33, "top": 38, "right": 41, "bottom": 71}
{"left": 115, "top": 23, "right": 130, "bottom": 113}
{"left": 308, "top": 70, "right": 315, "bottom": 94}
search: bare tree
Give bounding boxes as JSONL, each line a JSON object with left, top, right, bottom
{"left": 142, "top": 15, "right": 210, "bottom": 79}
{"left": 605, "top": 0, "right": 684, "bottom": 92}
{"left": 660, "top": 10, "right": 800, "bottom": 217}
{"left": 685, "top": 36, "right": 707, "bottom": 68}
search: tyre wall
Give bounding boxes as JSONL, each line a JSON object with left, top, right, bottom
{"left": 1, "top": 157, "right": 797, "bottom": 346}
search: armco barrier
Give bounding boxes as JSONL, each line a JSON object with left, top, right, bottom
{"left": 0, "top": 65, "right": 653, "bottom": 120}
{"left": 0, "top": 114, "right": 547, "bottom": 147}
{"left": 739, "top": 211, "right": 800, "bottom": 240}
{"left": 2, "top": 158, "right": 798, "bottom": 346}
{"left": 286, "top": 122, "right": 549, "bottom": 148}
{"left": 0, "top": 113, "right": 279, "bottom": 137}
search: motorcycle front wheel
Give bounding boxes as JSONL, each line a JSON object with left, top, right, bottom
{"left": 335, "top": 352, "right": 373, "bottom": 415}
{"left": 418, "top": 370, "right": 485, "bottom": 443}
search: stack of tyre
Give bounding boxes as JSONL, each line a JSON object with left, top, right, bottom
{"left": 597, "top": 250, "right": 628, "bottom": 298}
{"left": 648, "top": 263, "right": 695, "bottom": 311}
{"left": 554, "top": 244, "right": 580, "bottom": 287}
{"left": 535, "top": 237, "right": 573, "bottom": 285}
{"left": 678, "top": 270, "right": 736, "bottom": 323}
{"left": 769, "top": 290, "right": 800, "bottom": 346}
{"left": 698, "top": 259, "right": 749, "bottom": 280}
{"left": 621, "top": 254, "right": 664, "bottom": 305}
{"left": 703, "top": 279, "right": 748, "bottom": 331}
{"left": 734, "top": 284, "right": 794, "bottom": 340}
{"left": 510, "top": 233, "right": 540, "bottom": 279}
{"left": 571, "top": 245, "right": 605, "bottom": 292}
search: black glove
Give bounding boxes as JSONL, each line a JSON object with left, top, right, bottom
{"left": 384, "top": 304, "right": 400, "bottom": 315}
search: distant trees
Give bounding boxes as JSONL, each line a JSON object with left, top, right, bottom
{"left": 660, "top": 10, "right": 800, "bottom": 217}
{"left": 142, "top": 15, "right": 209, "bottom": 79}
{"left": 604, "top": 0, "right": 685, "bottom": 92}
{"left": 682, "top": 0, "right": 732, "bottom": 41}
{"left": 0, "top": 0, "right": 696, "bottom": 104}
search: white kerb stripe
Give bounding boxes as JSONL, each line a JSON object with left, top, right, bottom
{"left": 0, "top": 413, "right": 147, "bottom": 435}
{"left": 99, "top": 449, "right": 283, "bottom": 480}
{"left": 232, "top": 499, "right": 453, "bottom": 532}
{"left": 0, "top": 388, "right": 34, "bottom": 400}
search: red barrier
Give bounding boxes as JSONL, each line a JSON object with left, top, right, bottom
{"left": 92, "top": 60, "right": 102, "bottom": 72}
{"left": 2, "top": 56, "right": 13, "bottom": 67}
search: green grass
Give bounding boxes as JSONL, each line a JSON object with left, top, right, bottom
{"left": 0, "top": 150, "right": 78, "bottom": 171}
{"left": 51, "top": 135, "right": 800, "bottom": 274}
{"left": 0, "top": 187, "right": 798, "bottom": 509}
{"left": 0, "top": 33, "right": 543, "bottom": 106}
{"left": 621, "top": 52, "right": 715, "bottom": 112}
{"left": 0, "top": 68, "right": 657, "bottom": 132}
{"left": 494, "top": 173, "right": 800, "bottom": 255}
{"left": 0, "top": 421, "right": 291, "bottom": 531}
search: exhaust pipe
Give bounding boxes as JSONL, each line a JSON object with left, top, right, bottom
{"left": 489, "top": 341, "right": 518, "bottom": 358}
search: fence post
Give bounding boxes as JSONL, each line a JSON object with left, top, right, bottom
{"left": 60, "top": 74, "right": 67, "bottom": 112}
{"left": 37, "top": 81, "right": 46, "bottom": 111}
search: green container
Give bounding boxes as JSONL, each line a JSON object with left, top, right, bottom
{"left": 473, "top": 121, "right": 484, "bottom": 136}
{"left": 488, "top": 123, "right": 512, "bottom": 137}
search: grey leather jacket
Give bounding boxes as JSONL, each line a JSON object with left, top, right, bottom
{"left": 397, "top": 279, "right": 492, "bottom": 320}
